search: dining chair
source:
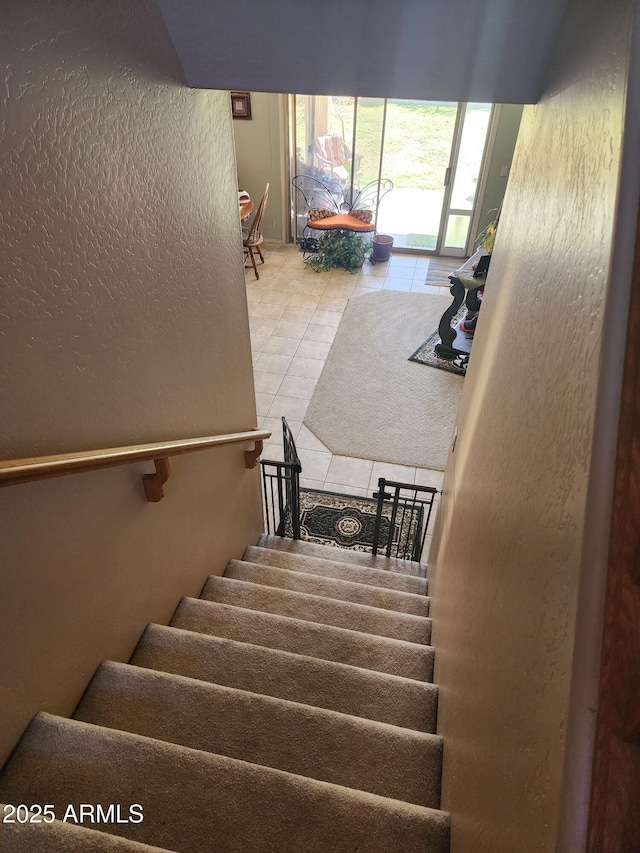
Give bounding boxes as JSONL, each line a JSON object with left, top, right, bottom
{"left": 243, "top": 183, "right": 269, "bottom": 280}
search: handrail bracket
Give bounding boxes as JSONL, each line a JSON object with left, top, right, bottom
{"left": 142, "top": 457, "right": 171, "bottom": 503}
{"left": 245, "top": 440, "right": 264, "bottom": 470}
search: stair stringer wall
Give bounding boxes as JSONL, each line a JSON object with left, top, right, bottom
{"left": 426, "top": 0, "right": 636, "bottom": 850}
{"left": 0, "top": 0, "right": 261, "bottom": 767}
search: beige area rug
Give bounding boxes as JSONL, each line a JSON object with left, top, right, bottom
{"left": 304, "top": 291, "right": 463, "bottom": 471}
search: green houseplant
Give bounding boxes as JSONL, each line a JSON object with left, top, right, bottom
{"left": 478, "top": 220, "right": 497, "bottom": 253}
{"left": 304, "top": 230, "right": 370, "bottom": 275}
{"left": 475, "top": 207, "right": 500, "bottom": 254}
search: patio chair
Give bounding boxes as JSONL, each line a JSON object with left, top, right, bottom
{"left": 314, "top": 135, "right": 363, "bottom": 185}
{"left": 314, "top": 135, "right": 350, "bottom": 184}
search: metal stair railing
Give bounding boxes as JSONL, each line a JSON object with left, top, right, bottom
{"left": 371, "top": 478, "right": 440, "bottom": 561}
{"left": 260, "top": 422, "right": 440, "bottom": 561}
{"left": 260, "top": 417, "right": 302, "bottom": 539}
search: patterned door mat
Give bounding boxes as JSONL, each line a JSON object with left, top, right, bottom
{"left": 285, "top": 488, "right": 423, "bottom": 556}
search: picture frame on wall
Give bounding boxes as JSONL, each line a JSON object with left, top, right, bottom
{"left": 231, "top": 91, "right": 252, "bottom": 120}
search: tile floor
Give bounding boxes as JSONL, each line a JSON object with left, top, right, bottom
{"left": 247, "top": 242, "right": 459, "bottom": 553}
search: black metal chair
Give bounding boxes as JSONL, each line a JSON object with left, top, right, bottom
{"left": 292, "top": 175, "right": 393, "bottom": 252}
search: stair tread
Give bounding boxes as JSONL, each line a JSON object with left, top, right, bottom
{"left": 244, "top": 545, "right": 428, "bottom": 594}
{"left": 0, "top": 809, "right": 174, "bottom": 853}
{"left": 257, "top": 535, "right": 428, "bottom": 577}
{"left": 171, "top": 597, "right": 434, "bottom": 681}
{"left": 225, "top": 559, "right": 429, "bottom": 616}
{"left": 132, "top": 625, "right": 437, "bottom": 731}
{"left": 75, "top": 661, "right": 442, "bottom": 807}
{"left": 201, "top": 575, "right": 432, "bottom": 645}
{"left": 0, "top": 714, "right": 450, "bottom": 853}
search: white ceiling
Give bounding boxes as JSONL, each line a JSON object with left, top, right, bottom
{"left": 156, "top": 0, "right": 569, "bottom": 103}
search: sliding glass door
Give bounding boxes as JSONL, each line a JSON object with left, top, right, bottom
{"left": 440, "top": 103, "right": 493, "bottom": 255}
{"left": 290, "top": 95, "right": 494, "bottom": 256}
{"left": 374, "top": 100, "right": 458, "bottom": 252}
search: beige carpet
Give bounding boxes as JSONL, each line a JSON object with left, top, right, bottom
{"left": 0, "top": 537, "right": 449, "bottom": 853}
{"left": 304, "top": 291, "right": 464, "bottom": 471}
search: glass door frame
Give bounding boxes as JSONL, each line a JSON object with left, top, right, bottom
{"left": 287, "top": 95, "right": 498, "bottom": 258}
{"left": 465, "top": 103, "right": 502, "bottom": 257}
{"left": 435, "top": 103, "right": 467, "bottom": 256}
{"left": 439, "top": 103, "right": 499, "bottom": 258}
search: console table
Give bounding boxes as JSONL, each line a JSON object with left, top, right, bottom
{"left": 434, "top": 249, "right": 487, "bottom": 359}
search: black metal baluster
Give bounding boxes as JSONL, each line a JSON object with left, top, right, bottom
{"left": 411, "top": 490, "right": 422, "bottom": 562}
{"left": 282, "top": 417, "right": 302, "bottom": 540}
{"left": 275, "top": 466, "right": 286, "bottom": 536}
{"left": 372, "top": 477, "right": 387, "bottom": 556}
{"left": 397, "top": 489, "right": 409, "bottom": 559}
{"left": 261, "top": 464, "right": 270, "bottom": 534}
{"left": 267, "top": 471, "right": 274, "bottom": 534}
{"left": 417, "top": 489, "right": 435, "bottom": 560}
{"left": 387, "top": 487, "right": 400, "bottom": 559}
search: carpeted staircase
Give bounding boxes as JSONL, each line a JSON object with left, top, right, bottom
{"left": 0, "top": 536, "right": 450, "bottom": 852}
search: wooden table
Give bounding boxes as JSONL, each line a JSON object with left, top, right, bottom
{"left": 240, "top": 201, "right": 254, "bottom": 222}
{"left": 434, "top": 249, "right": 487, "bottom": 359}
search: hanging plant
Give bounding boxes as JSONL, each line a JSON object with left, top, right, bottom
{"left": 304, "top": 230, "right": 371, "bottom": 275}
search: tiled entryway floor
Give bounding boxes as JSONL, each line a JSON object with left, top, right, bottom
{"left": 247, "top": 242, "right": 459, "bottom": 541}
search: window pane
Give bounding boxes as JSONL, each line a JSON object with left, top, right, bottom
{"left": 353, "top": 97, "right": 385, "bottom": 191}
{"left": 450, "top": 103, "right": 492, "bottom": 211}
{"left": 444, "top": 214, "right": 470, "bottom": 249}
{"left": 377, "top": 100, "right": 457, "bottom": 250}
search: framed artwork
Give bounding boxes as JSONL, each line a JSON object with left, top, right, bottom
{"left": 231, "top": 91, "right": 252, "bottom": 120}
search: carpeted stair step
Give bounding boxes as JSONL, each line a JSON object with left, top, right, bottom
{"left": 224, "top": 559, "right": 429, "bottom": 617}
{"left": 0, "top": 714, "right": 450, "bottom": 853}
{"left": 132, "top": 625, "right": 437, "bottom": 731}
{"left": 170, "top": 598, "right": 434, "bottom": 681}
{"left": 256, "top": 534, "right": 428, "bottom": 578}
{"left": 244, "top": 544, "right": 428, "bottom": 595}
{"left": 75, "top": 661, "right": 442, "bottom": 807}
{"left": 200, "top": 575, "right": 432, "bottom": 645}
{"left": 0, "top": 812, "right": 174, "bottom": 852}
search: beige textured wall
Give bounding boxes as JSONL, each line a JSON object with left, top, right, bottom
{"left": 0, "top": 0, "right": 262, "bottom": 765}
{"left": 475, "top": 104, "right": 523, "bottom": 239}
{"left": 233, "top": 92, "right": 286, "bottom": 242}
{"left": 428, "top": 0, "right": 634, "bottom": 850}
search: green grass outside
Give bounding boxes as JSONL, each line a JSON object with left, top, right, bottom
{"left": 296, "top": 99, "right": 459, "bottom": 191}
{"left": 350, "top": 102, "right": 458, "bottom": 189}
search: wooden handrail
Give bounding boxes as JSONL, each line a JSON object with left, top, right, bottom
{"left": 0, "top": 429, "right": 271, "bottom": 502}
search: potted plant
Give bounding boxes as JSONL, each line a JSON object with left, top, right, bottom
{"left": 472, "top": 208, "right": 500, "bottom": 275}
{"left": 479, "top": 220, "right": 497, "bottom": 254}
{"left": 476, "top": 207, "right": 500, "bottom": 254}
{"left": 304, "top": 230, "right": 371, "bottom": 275}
